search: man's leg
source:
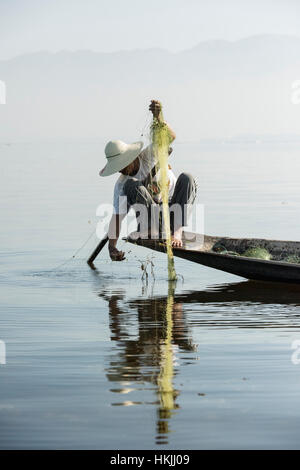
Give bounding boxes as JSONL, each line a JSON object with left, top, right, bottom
{"left": 123, "top": 179, "right": 159, "bottom": 238}
{"left": 169, "top": 173, "right": 197, "bottom": 246}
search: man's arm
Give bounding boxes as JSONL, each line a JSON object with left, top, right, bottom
{"left": 108, "top": 213, "right": 125, "bottom": 261}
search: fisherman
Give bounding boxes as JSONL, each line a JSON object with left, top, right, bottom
{"left": 99, "top": 100, "right": 197, "bottom": 261}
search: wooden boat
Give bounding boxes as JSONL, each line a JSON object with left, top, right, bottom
{"left": 125, "top": 232, "right": 300, "bottom": 284}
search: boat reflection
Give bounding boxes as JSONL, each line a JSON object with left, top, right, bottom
{"left": 176, "top": 280, "right": 300, "bottom": 306}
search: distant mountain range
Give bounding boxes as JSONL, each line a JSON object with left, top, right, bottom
{"left": 0, "top": 34, "right": 300, "bottom": 142}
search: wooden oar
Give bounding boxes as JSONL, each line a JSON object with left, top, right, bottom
{"left": 87, "top": 234, "right": 108, "bottom": 267}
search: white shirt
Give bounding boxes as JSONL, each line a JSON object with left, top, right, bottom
{"left": 113, "top": 144, "right": 177, "bottom": 215}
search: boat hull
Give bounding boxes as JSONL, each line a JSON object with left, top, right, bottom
{"left": 125, "top": 232, "right": 300, "bottom": 284}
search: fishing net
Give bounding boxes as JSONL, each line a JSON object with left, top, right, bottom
{"left": 150, "top": 107, "right": 177, "bottom": 281}
{"left": 283, "top": 254, "right": 300, "bottom": 264}
{"left": 242, "top": 247, "right": 272, "bottom": 260}
{"left": 212, "top": 241, "right": 272, "bottom": 260}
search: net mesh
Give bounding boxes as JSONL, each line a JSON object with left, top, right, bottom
{"left": 151, "top": 107, "right": 177, "bottom": 281}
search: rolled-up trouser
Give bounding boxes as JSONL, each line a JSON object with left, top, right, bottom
{"left": 169, "top": 173, "right": 197, "bottom": 231}
{"left": 123, "top": 172, "right": 197, "bottom": 234}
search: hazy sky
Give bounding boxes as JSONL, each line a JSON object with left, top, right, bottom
{"left": 1, "top": 0, "right": 300, "bottom": 60}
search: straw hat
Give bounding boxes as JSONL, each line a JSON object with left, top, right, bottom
{"left": 99, "top": 140, "right": 144, "bottom": 177}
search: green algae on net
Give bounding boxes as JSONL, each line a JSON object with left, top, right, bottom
{"left": 151, "top": 113, "right": 177, "bottom": 281}
{"left": 283, "top": 254, "right": 300, "bottom": 264}
{"left": 212, "top": 240, "right": 300, "bottom": 264}
{"left": 211, "top": 243, "right": 240, "bottom": 257}
{"left": 241, "top": 247, "right": 272, "bottom": 261}
{"left": 212, "top": 241, "right": 272, "bottom": 260}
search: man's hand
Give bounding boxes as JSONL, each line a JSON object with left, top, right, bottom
{"left": 108, "top": 214, "right": 124, "bottom": 261}
{"left": 149, "top": 99, "right": 176, "bottom": 142}
{"left": 109, "top": 245, "right": 126, "bottom": 261}
{"left": 149, "top": 100, "right": 162, "bottom": 120}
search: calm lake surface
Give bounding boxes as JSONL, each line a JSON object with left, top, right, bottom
{"left": 1, "top": 141, "right": 300, "bottom": 449}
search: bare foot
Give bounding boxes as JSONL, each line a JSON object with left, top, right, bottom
{"left": 171, "top": 228, "right": 183, "bottom": 247}
{"left": 171, "top": 237, "right": 183, "bottom": 247}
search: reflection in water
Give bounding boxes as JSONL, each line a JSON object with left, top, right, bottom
{"left": 156, "top": 283, "right": 177, "bottom": 441}
{"left": 96, "top": 277, "right": 300, "bottom": 446}
{"left": 178, "top": 280, "right": 300, "bottom": 306}
{"left": 98, "top": 282, "right": 196, "bottom": 445}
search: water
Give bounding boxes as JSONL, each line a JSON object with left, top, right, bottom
{"left": 1, "top": 141, "right": 300, "bottom": 449}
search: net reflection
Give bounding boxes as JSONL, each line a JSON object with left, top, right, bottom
{"left": 98, "top": 283, "right": 196, "bottom": 445}
{"left": 156, "top": 284, "right": 177, "bottom": 441}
